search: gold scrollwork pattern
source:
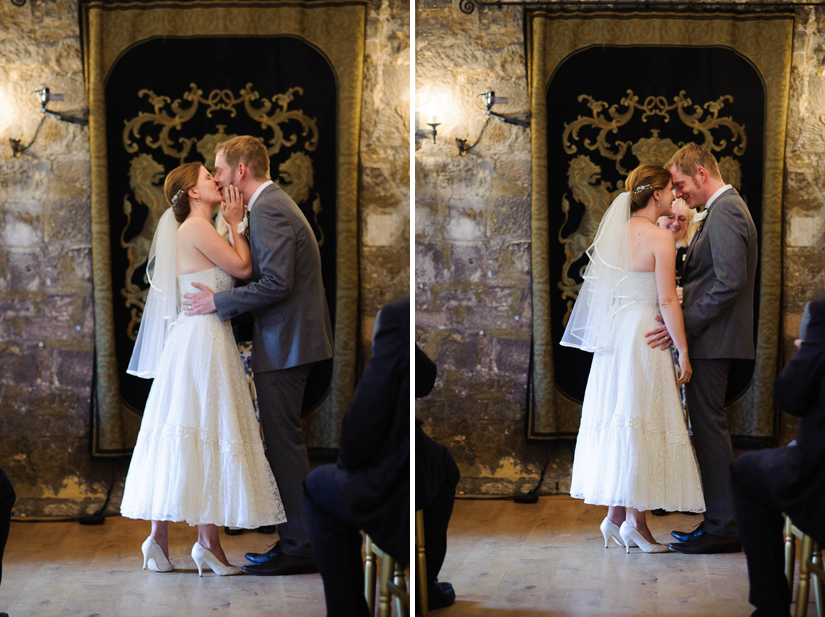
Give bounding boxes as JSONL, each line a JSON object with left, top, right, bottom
{"left": 562, "top": 89, "right": 747, "bottom": 175}
{"left": 83, "top": 1, "right": 366, "bottom": 456}
{"left": 528, "top": 11, "right": 793, "bottom": 441}
{"left": 558, "top": 155, "right": 622, "bottom": 325}
{"left": 119, "top": 83, "right": 325, "bottom": 340}
{"left": 120, "top": 154, "right": 168, "bottom": 341}
{"left": 557, "top": 90, "right": 748, "bottom": 324}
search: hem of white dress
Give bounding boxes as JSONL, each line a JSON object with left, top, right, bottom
{"left": 570, "top": 494, "right": 706, "bottom": 514}
{"left": 119, "top": 510, "right": 287, "bottom": 528}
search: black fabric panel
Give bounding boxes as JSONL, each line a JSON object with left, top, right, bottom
{"left": 106, "top": 35, "right": 337, "bottom": 416}
{"left": 547, "top": 45, "right": 764, "bottom": 406}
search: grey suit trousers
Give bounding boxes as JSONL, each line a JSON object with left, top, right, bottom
{"left": 254, "top": 364, "right": 314, "bottom": 557}
{"left": 685, "top": 359, "right": 737, "bottom": 537}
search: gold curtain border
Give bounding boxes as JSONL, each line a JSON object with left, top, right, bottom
{"left": 527, "top": 10, "right": 793, "bottom": 440}
{"left": 81, "top": 0, "right": 365, "bottom": 455}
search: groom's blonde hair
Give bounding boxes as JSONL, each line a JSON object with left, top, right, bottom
{"left": 217, "top": 135, "right": 271, "bottom": 182}
{"left": 666, "top": 143, "right": 721, "bottom": 181}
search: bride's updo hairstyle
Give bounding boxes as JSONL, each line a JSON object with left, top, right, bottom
{"left": 164, "top": 162, "right": 202, "bottom": 223}
{"left": 626, "top": 164, "right": 672, "bottom": 213}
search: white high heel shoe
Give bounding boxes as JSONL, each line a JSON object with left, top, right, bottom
{"left": 191, "top": 542, "right": 244, "bottom": 576}
{"left": 600, "top": 517, "right": 625, "bottom": 548}
{"left": 619, "top": 522, "right": 670, "bottom": 553}
{"left": 141, "top": 536, "right": 174, "bottom": 572}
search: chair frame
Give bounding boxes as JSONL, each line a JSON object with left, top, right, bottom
{"left": 365, "top": 535, "right": 410, "bottom": 617}
{"left": 784, "top": 516, "right": 824, "bottom": 617}
{"left": 415, "top": 510, "right": 428, "bottom": 616}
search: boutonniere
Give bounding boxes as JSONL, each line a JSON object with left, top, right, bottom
{"left": 693, "top": 210, "right": 708, "bottom": 224}
{"left": 236, "top": 212, "right": 249, "bottom": 235}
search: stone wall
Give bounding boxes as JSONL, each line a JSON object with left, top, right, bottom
{"left": 415, "top": 0, "right": 825, "bottom": 495}
{"left": 0, "top": 0, "right": 410, "bottom": 518}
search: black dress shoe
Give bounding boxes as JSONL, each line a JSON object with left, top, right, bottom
{"left": 429, "top": 580, "right": 456, "bottom": 611}
{"left": 245, "top": 540, "right": 282, "bottom": 564}
{"left": 671, "top": 521, "right": 705, "bottom": 543}
{"left": 225, "top": 526, "right": 244, "bottom": 536}
{"left": 668, "top": 533, "right": 741, "bottom": 554}
{"left": 256, "top": 525, "right": 277, "bottom": 534}
{"left": 243, "top": 552, "right": 319, "bottom": 576}
{"left": 651, "top": 509, "right": 669, "bottom": 516}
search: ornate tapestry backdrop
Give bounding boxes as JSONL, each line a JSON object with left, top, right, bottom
{"left": 527, "top": 11, "right": 793, "bottom": 443}
{"left": 81, "top": 0, "right": 365, "bottom": 457}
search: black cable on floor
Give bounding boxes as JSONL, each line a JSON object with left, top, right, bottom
{"left": 78, "top": 459, "right": 122, "bottom": 525}
{"left": 455, "top": 444, "right": 552, "bottom": 504}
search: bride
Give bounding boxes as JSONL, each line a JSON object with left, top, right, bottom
{"left": 120, "top": 162, "right": 286, "bottom": 575}
{"left": 563, "top": 164, "right": 705, "bottom": 553}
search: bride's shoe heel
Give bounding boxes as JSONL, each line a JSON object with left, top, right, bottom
{"left": 619, "top": 522, "right": 669, "bottom": 554}
{"left": 599, "top": 517, "right": 625, "bottom": 548}
{"left": 191, "top": 542, "right": 244, "bottom": 577}
{"left": 141, "top": 536, "right": 174, "bottom": 573}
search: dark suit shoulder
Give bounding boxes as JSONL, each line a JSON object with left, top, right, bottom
{"left": 809, "top": 295, "right": 825, "bottom": 319}
{"left": 377, "top": 298, "right": 410, "bottom": 327}
{"left": 416, "top": 345, "right": 437, "bottom": 399}
{"left": 373, "top": 299, "right": 409, "bottom": 355}
{"left": 803, "top": 296, "right": 825, "bottom": 342}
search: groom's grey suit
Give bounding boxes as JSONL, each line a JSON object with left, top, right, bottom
{"left": 682, "top": 186, "right": 757, "bottom": 537}
{"left": 214, "top": 182, "right": 334, "bottom": 557}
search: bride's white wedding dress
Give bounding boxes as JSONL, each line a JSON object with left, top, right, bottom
{"left": 569, "top": 271, "right": 705, "bottom": 513}
{"left": 120, "top": 266, "right": 286, "bottom": 528}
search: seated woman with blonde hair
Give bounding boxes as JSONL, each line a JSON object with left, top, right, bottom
{"left": 657, "top": 197, "right": 698, "bottom": 301}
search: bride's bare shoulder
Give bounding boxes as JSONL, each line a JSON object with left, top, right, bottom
{"left": 648, "top": 226, "right": 676, "bottom": 251}
{"left": 177, "top": 216, "right": 215, "bottom": 237}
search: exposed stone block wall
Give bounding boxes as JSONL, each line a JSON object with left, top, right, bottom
{"left": 415, "top": 0, "right": 823, "bottom": 495}
{"left": 0, "top": 0, "right": 410, "bottom": 517}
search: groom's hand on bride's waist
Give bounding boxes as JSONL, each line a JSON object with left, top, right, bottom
{"left": 645, "top": 315, "right": 673, "bottom": 350}
{"left": 183, "top": 282, "right": 217, "bottom": 316}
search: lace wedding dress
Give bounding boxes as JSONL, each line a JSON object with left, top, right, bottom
{"left": 120, "top": 266, "right": 286, "bottom": 528}
{"left": 569, "top": 271, "right": 705, "bottom": 513}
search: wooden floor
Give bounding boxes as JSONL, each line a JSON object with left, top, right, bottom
{"left": 436, "top": 496, "right": 818, "bottom": 617}
{"left": 2, "top": 497, "right": 818, "bottom": 616}
{"left": 1, "top": 517, "right": 332, "bottom": 617}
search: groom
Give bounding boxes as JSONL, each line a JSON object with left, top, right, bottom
{"left": 647, "top": 143, "right": 757, "bottom": 554}
{"left": 185, "top": 135, "right": 334, "bottom": 575}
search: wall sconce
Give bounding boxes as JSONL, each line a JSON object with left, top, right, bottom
{"left": 455, "top": 91, "right": 529, "bottom": 156}
{"left": 415, "top": 110, "right": 440, "bottom": 148}
{"left": 10, "top": 87, "right": 88, "bottom": 157}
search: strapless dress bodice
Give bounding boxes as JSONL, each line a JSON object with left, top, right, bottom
{"left": 178, "top": 266, "right": 235, "bottom": 295}
{"left": 620, "top": 271, "right": 658, "bottom": 306}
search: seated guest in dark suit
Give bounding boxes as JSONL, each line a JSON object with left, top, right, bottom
{"left": 303, "top": 297, "right": 409, "bottom": 617}
{"left": 0, "top": 466, "right": 14, "bottom": 588}
{"left": 731, "top": 295, "right": 825, "bottom": 617}
{"left": 416, "top": 345, "right": 460, "bottom": 611}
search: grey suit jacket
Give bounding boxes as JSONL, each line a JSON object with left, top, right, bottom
{"left": 213, "top": 183, "right": 334, "bottom": 373}
{"left": 682, "top": 187, "right": 757, "bottom": 360}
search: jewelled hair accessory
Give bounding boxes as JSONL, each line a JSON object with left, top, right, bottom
{"left": 171, "top": 189, "right": 185, "bottom": 207}
{"left": 634, "top": 183, "right": 652, "bottom": 195}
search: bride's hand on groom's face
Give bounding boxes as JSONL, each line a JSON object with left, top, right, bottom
{"left": 645, "top": 316, "right": 672, "bottom": 350}
{"left": 221, "top": 184, "right": 245, "bottom": 226}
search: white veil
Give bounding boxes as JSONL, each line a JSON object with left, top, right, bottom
{"left": 560, "top": 191, "right": 636, "bottom": 353}
{"left": 127, "top": 207, "right": 180, "bottom": 378}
